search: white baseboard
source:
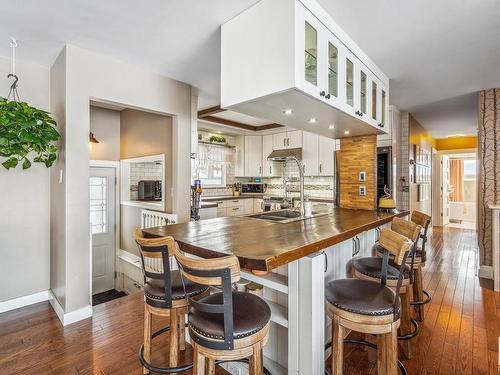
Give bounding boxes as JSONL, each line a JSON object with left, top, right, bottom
{"left": 0, "top": 290, "right": 49, "bottom": 314}
{"left": 478, "top": 265, "right": 493, "bottom": 280}
{"left": 48, "top": 291, "right": 93, "bottom": 326}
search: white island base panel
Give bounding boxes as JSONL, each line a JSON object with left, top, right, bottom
{"left": 232, "top": 225, "right": 386, "bottom": 375}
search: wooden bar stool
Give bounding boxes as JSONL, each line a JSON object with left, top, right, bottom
{"left": 134, "top": 229, "right": 209, "bottom": 374}
{"left": 409, "top": 211, "right": 432, "bottom": 321}
{"left": 326, "top": 228, "right": 413, "bottom": 375}
{"left": 173, "top": 241, "right": 271, "bottom": 375}
{"left": 349, "top": 217, "right": 422, "bottom": 359}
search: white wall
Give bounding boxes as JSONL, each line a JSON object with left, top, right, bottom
{"left": 90, "top": 106, "right": 121, "bottom": 161}
{"left": 50, "top": 45, "right": 193, "bottom": 314}
{"left": 0, "top": 57, "right": 51, "bottom": 302}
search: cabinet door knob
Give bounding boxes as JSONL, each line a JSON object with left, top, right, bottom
{"left": 325, "top": 93, "right": 331, "bottom": 99}
{"left": 320, "top": 90, "right": 326, "bottom": 97}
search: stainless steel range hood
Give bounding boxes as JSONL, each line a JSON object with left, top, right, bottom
{"left": 267, "top": 148, "right": 302, "bottom": 162}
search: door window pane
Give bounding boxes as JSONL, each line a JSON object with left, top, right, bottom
{"left": 346, "top": 58, "right": 354, "bottom": 106}
{"left": 381, "top": 90, "right": 386, "bottom": 125}
{"left": 372, "top": 82, "right": 377, "bottom": 120}
{"left": 328, "top": 43, "right": 338, "bottom": 97}
{"left": 305, "top": 22, "right": 317, "bottom": 86}
{"left": 360, "top": 71, "right": 367, "bottom": 114}
{"left": 89, "top": 177, "right": 107, "bottom": 234}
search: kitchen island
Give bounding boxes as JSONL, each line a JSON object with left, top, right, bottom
{"left": 144, "top": 208, "right": 409, "bottom": 375}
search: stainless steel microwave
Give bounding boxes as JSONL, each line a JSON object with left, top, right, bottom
{"left": 241, "top": 183, "right": 266, "bottom": 194}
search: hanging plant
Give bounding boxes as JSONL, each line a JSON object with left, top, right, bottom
{"left": 0, "top": 97, "right": 60, "bottom": 170}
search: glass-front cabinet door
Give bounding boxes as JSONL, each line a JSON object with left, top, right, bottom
{"left": 360, "top": 70, "right": 367, "bottom": 115}
{"left": 380, "top": 89, "right": 387, "bottom": 129}
{"left": 346, "top": 58, "right": 354, "bottom": 108}
{"left": 305, "top": 21, "right": 317, "bottom": 86}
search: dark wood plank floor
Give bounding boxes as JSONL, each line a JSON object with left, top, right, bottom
{"left": 0, "top": 226, "right": 498, "bottom": 374}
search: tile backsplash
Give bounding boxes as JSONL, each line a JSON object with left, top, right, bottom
{"left": 129, "top": 162, "right": 163, "bottom": 200}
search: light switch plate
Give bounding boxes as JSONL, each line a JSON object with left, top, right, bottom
{"left": 359, "top": 185, "right": 366, "bottom": 196}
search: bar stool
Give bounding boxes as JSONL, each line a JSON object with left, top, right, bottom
{"left": 408, "top": 211, "right": 432, "bottom": 321}
{"left": 326, "top": 228, "right": 413, "bottom": 375}
{"left": 349, "top": 217, "right": 422, "bottom": 359}
{"left": 173, "top": 240, "right": 271, "bottom": 375}
{"left": 134, "top": 229, "right": 210, "bottom": 374}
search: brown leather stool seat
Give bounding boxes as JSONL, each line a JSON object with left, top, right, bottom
{"left": 144, "top": 270, "right": 209, "bottom": 304}
{"left": 352, "top": 255, "right": 410, "bottom": 281}
{"left": 189, "top": 291, "right": 271, "bottom": 340}
{"left": 326, "top": 279, "right": 399, "bottom": 318}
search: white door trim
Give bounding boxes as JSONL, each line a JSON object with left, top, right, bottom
{"left": 89, "top": 160, "right": 120, "bottom": 294}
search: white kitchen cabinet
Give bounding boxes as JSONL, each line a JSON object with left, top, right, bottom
{"left": 244, "top": 136, "right": 263, "bottom": 177}
{"left": 318, "top": 136, "right": 335, "bottom": 176}
{"left": 221, "top": 0, "right": 389, "bottom": 140}
{"left": 234, "top": 136, "right": 245, "bottom": 177}
{"left": 302, "top": 131, "right": 319, "bottom": 176}
{"left": 273, "top": 130, "right": 302, "bottom": 150}
{"left": 263, "top": 134, "right": 282, "bottom": 177}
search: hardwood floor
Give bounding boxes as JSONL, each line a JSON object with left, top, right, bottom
{"left": 0, "top": 226, "right": 498, "bottom": 374}
{"left": 339, "top": 226, "right": 499, "bottom": 375}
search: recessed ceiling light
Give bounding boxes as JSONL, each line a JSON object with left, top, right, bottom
{"left": 446, "top": 133, "right": 466, "bottom": 138}
{"left": 308, "top": 118, "right": 317, "bottom": 124}
{"left": 283, "top": 109, "right": 293, "bottom": 115}
{"left": 329, "top": 125, "right": 335, "bottom": 130}
{"left": 344, "top": 130, "right": 350, "bottom": 135}
{"left": 217, "top": 131, "right": 222, "bottom": 134}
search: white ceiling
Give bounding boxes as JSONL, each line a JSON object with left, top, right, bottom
{"left": 1, "top": 0, "right": 499, "bottom": 137}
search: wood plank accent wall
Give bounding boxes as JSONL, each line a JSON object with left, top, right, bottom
{"left": 478, "top": 88, "right": 500, "bottom": 267}
{"left": 339, "top": 135, "right": 377, "bottom": 210}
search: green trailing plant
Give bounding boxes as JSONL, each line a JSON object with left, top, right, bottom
{"left": 209, "top": 134, "right": 226, "bottom": 144}
{"left": 0, "top": 97, "right": 60, "bottom": 170}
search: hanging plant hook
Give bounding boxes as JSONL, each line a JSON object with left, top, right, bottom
{"left": 6, "top": 38, "right": 20, "bottom": 101}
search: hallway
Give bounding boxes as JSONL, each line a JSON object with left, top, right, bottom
{"left": 0, "top": 227, "right": 497, "bottom": 374}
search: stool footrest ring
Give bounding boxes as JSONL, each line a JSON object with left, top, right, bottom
{"left": 410, "top": 289, "right": 431, "bottom": 306}
{"left": 398, "top": 319, "right": 419, "bottom": 341}
{"left": 139, "top": 325, "right": 273, "bottom": 374}
{"left": 324, "top": 339, "right": 407, "bottom": 375}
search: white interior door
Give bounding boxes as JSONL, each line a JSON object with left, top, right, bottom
{"left": 90, "top": 167, "right": 116, "bottom": 295}
{"left": 441, "top": 155, "right": 450, "bottom": 225}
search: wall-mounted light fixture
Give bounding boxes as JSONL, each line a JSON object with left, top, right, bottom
{"left": 89, "top": 132, "right": 99, "bottom": 144}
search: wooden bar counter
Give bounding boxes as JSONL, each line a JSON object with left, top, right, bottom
{"left": 143, "top": 208, "right": 409, "bottom": 271}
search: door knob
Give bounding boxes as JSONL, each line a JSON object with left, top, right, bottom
{"left": 325, "top": 93, "right": 331, "bottom": 99}
{"left": 320, "top": 91, "right": 326, "bottom": 97}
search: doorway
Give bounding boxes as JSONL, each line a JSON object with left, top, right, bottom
{"left": 89, "top": 166, "right": 117, "bottom": 295}
{"left": 435, "top": 152, "right": 477, "bottom": 229}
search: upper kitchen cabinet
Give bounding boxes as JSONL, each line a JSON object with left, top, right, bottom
{"left": 262, "top": 134, "right": 282, "bottom": 177}
{"left": 273, "top": 130, "right": 303, "bottom": 150}
{"left": 244, "top": 136, "right": 263, "bottom": 177}
{"left": 221, "top": 0, "right": 389, "bottom": 140}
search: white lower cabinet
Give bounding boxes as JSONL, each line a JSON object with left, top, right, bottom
{"left": 214, "top": 198, "right": 259, "bottom": 217}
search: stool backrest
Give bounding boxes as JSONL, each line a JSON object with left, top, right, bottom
{"left": 378, "top": 228, "right": 414, "bottom": 319}
{"left": 391, "top": 217, "right": 422, "bottom": 244}
{"left": 173, "top": 244, "right": 240, "bottom": 350}
{"left": 410, "top": 211, "right": 431, "bottom": 253}
{"left": 134, "top": 228, "right": 175, "bottom": 308}
{"left": 379, "top": 228, "right": 413, "bottom": 266}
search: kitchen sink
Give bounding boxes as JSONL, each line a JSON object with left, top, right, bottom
{"left": 247, "top": 209, "right": 329, "bottom": 223}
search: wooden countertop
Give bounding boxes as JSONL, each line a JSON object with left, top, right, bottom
{"left": 143, "top": 208, "right": 409, "bottom": 271}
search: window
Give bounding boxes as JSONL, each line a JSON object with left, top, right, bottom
{"left": 305, "top": 22, "right": 317, "bottom": 85}
{"left": 195, "top": 161, "right": 227, "bottom": 187}
{"left": 328, "top": 43, "right": 338, "bottom": 97}
{"left": 89, "top": 177, "right": 107, "bottom": 234}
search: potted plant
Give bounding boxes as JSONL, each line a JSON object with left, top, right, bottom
{"left": 209, "top": 134, "right": 226, "bottom": 144}
{"left": 0, "top": 97, "right": 60, "bottom": 170}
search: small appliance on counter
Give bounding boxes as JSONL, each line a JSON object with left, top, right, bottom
{"left": 191, "top": 179, "right": 202, "bottom": 221}
{"left": 378, "top": 185, "right": 396, "bottom": 212}
{"left": 138, "top": 180, "right": 162, "bottom": 201}
{"left": 241, "top": 182, "right": 267, "bottom": 194}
